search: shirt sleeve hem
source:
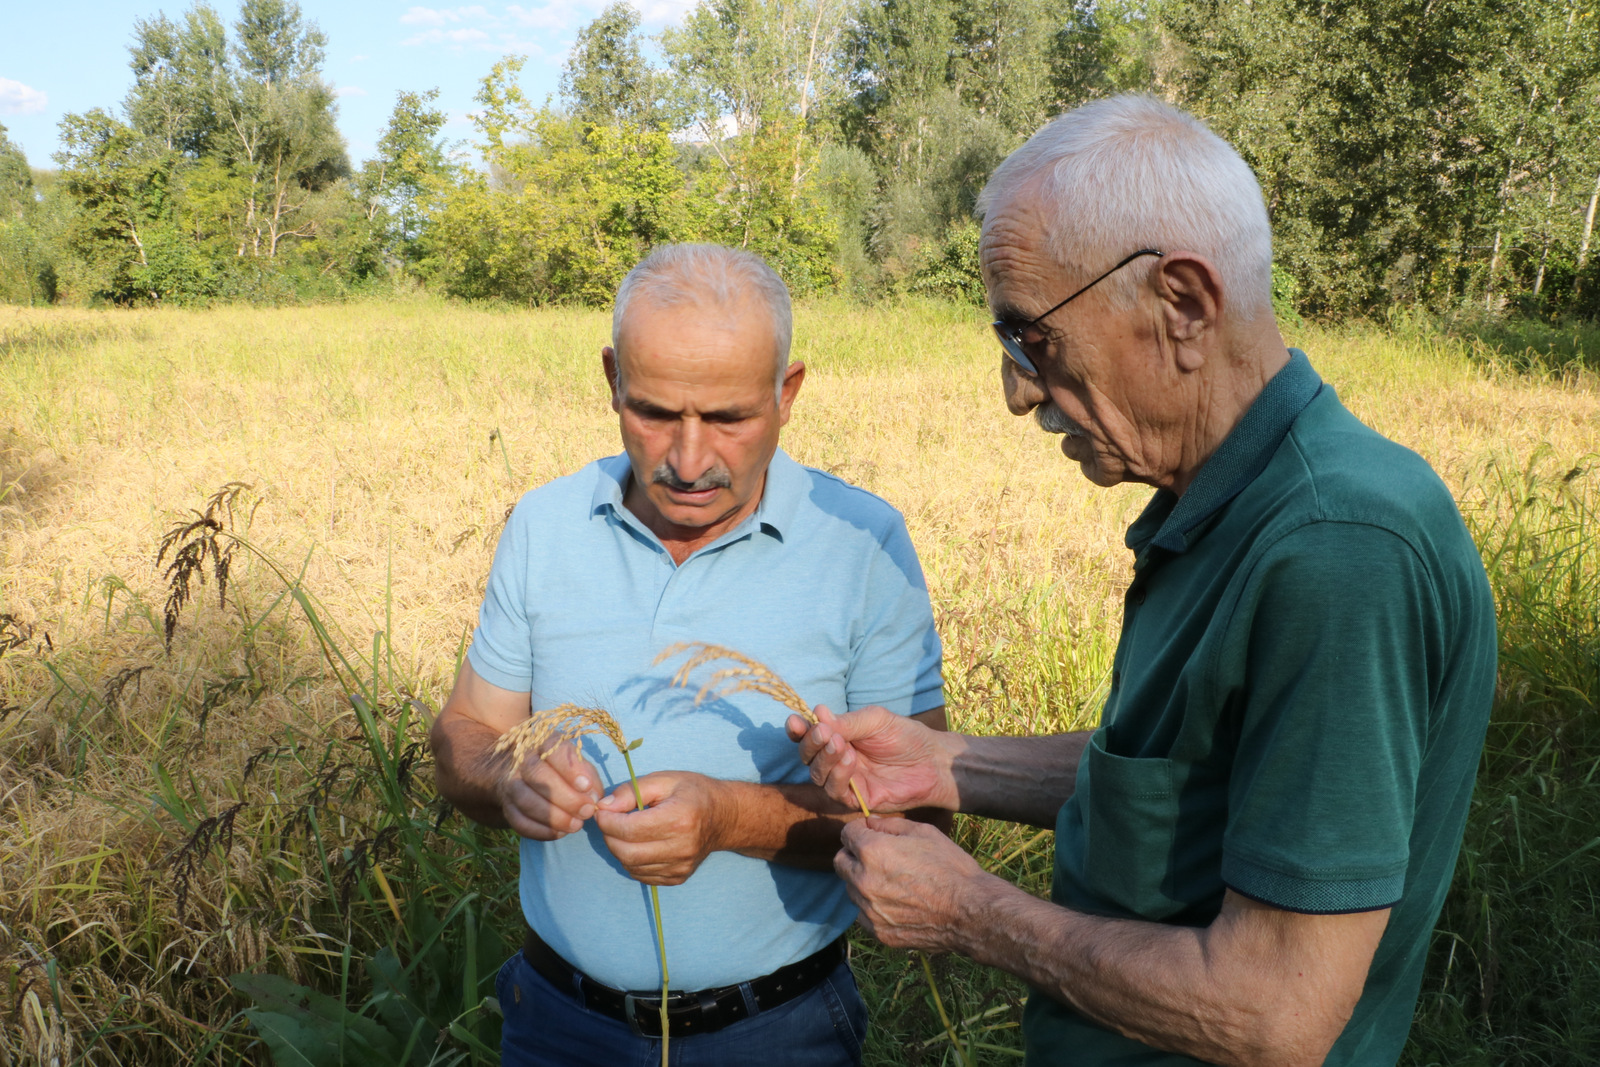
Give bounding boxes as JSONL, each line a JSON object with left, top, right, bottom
{"left": 846, "top": 686, "right": 946, "bottom": 717}
{"left": 466, "top": 643, "right": 533, "bottom": 694}
{"left": 1222, "top": 854, "right": 1405, "bottom": 915}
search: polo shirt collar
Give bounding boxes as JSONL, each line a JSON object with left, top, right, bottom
{"left": 590, "top": 447, "right": 803, "bottom": 551}
{"left": 1129, "top": 348, "right": 1323, "bottom": 556}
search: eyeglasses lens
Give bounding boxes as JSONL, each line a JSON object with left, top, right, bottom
{"left": 993, "top": 324, "right": 1040, "bottom": 377}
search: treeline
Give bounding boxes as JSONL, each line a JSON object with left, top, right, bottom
{"left": 2, "top": 0, "right": 1599, "bottom": 318}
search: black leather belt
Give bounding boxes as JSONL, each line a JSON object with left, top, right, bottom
{"left": 521, "top": 928, "right": 846, "bottom": 1038}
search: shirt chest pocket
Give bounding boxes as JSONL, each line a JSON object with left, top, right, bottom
{"left": 1079, "top": 731, "right": 1186, "bottom": 921}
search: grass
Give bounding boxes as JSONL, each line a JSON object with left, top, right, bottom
{"left": 0, "top": 298, "right": 1595, "bottom": 1065}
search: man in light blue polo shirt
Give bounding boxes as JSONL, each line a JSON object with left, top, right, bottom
{"left": 428, "top": 243, "right": 945, "bottom": 1066}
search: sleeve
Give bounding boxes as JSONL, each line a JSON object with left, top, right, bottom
{"left": 465, "top": 503, "right": 535, "bottom": 693}
{"left": 1219, "top": 521, "right": 1437, "bottom": 914}
{"left": 844, "top": 515, "right": 945, "bottom": 717}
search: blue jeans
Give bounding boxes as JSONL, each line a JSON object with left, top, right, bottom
{"left": 496, "top": 949, "right": 867, "bottom": 1067}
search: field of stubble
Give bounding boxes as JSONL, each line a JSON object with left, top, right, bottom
{"left": 0, "top": 300, "right": 1595, "bottom": 1066}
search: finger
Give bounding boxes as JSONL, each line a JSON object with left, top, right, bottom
{"left": 785, "top": 712, "right": 811, "bottom": 743}
{"left": 795, "top": 717, "right": 835, "bottom": 766}
{"left": 508, "top": 774, "right": 594, "bottom": 833}
{"left": 596, "top": 782, "right": 639, "bottom": 813}
{"left": 540, "top": 743, "right": 602, "bottom": 800}
{"left": 502, "top": 784, "right": 576, "bottom": 840}
{"left": 594, "top": 797, "right": 683, "bottom": 843}
{"left": 863, "top": 814, "right": 935, "bottom": 837}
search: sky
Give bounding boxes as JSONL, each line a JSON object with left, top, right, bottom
{"left": 0, "top": 0, "right": 697, "bottom": 168}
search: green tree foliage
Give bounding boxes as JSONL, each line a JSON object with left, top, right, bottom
{"left": 563, "top": 2, "right": 665, "bottom": 129}
{"left": 428, "top": 56, "right": 683, "bottom": 304}
{"left": 355, "top": 89, "right": 451, "bottom": 277}
{"left": 1162, "top": 0, "right": 1600, "bottom": 317}
{"left": 7, "top": 0, "right": 1600, "bottom": 318}
{"left": 46, "top": 0, "right": 351, "bottom": 304}
{"left": 0, "top": 124, "right": 59, "bottom": 305}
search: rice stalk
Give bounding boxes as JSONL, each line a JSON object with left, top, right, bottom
{"left": 653, "top": 641, "right": 975, "bottom": 1062}
{"left": 493, "top": 704, "right": 671, "bottom": 1066}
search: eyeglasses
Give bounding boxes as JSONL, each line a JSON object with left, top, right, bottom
{"left": 992, "top": 249, "right": 1165, "bottom": 377}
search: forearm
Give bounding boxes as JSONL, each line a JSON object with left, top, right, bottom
{"left": 428, "top": 712, "right": 514, "bottom": 828}
{"left": 715, "top": 780, "right": 863, "bottom": 870}
{"left": 944, "top": 730, "right": 1090, "bottom": 827}
{"left": 951, "top": 876, "right": 1358, "bottom": 1067}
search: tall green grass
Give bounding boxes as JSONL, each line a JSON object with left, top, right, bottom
{"left": 1406, "top": 454, "right": 1600, "bottom": 1067}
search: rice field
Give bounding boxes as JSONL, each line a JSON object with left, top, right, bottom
{"left": 0, "top": 299, "right": 1595, "bottom": 1065}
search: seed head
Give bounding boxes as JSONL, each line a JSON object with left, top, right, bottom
{"left": 494, "top": 703, "right": 629, "bottom": 778}
{"left": 654, "top": 642, "right": 816, "bottom": 724}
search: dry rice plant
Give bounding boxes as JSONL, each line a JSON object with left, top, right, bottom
{"left": 491, "top": 702, "right": 630, "bottom": 772}
{"left": 655, "top": 641, "right": 877, "bottom": 815}
{"left": 493, "top": 703, "right": 671, "bottom": 1066}
{"left": 654, "top": 641, "right": 816, "bottom": 723}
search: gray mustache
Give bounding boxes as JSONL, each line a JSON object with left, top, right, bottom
{"left": 652, "top": 462, "right": 732, "bottom": 492}
{"left": 1035, "top": 402, "right": 1084, "bottom": 437}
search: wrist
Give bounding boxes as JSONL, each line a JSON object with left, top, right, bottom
{"left": 949, "top": 866, "right": 1015, "bottom": 959}
{"left": 704, "top": 777, "right": 744, "bottom": 854}
{"left": 929, "top": 730, "right": 963, "bottom": 811}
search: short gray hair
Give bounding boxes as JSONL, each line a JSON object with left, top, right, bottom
{"left": 977, "top": 95, "right": 1273, "bottom": 318}
{"left": 611, "top": 243, "right": 793, "bottom": 396}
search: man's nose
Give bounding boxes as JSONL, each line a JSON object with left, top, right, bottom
{"left": 1001, "top": 354, "right": 1048, "bottom": 416}
{"left": 669, "top": 417, "right": 714, "bottom": 481}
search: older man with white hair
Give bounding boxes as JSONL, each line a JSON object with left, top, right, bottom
{"left": 791, "top": 96, "right": 1496, "bottom": 1066}
{"left": 430, "top": 243, "right": 946, "bottom": 1065}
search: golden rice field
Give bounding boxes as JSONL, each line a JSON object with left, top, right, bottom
{"left": 0, "top": 300, "right": 1596, "bottom": 1066}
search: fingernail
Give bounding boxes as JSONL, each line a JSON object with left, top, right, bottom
{"left": 575, "top": 776, "right": 589, "bottom": 790}
{"left": 579, "top": 804, "right": 594, "bottom": 819}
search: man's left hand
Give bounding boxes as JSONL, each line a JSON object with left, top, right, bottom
{"left": 835, "top": 816, "right": 993, "bottom": 953}
{"left": 595, "top": 771, "right": 729, "bottom": 886}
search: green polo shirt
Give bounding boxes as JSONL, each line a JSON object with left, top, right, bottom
{"left": 1022, "top": 350, "right": 1496, "bottom": 1066}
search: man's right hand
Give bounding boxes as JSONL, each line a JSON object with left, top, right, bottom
{"left": 497, "top": 740, "right": 603, "bottom": 841}
{"left": 787, "top": 704, "right": 957, "bottom": 814}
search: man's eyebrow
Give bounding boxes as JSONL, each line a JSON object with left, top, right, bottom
{"left": 992, "top": 302, "right": 1029, "bottom": 324}
{"left": 624, "top": 396, "right": 680, "bottom": 418}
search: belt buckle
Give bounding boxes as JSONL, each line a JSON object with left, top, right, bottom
{"left": 623, "top": 992, "right": 663, "bottom": 1038}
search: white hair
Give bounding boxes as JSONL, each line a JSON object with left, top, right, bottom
{"left": 611, "top": 243, "right": 793, "bottom": 396}
{"left": 977, "top": 95, "right": 1273, "bottom": 318}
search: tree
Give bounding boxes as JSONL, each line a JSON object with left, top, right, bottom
{"left": 356, "top": 89, "right": 451, "bottom": 275}
{"left": 429, "top": 56, "right": 685, "bottom": 303}
{"left": 53, "top": 109, "right": 176, "bottom": 302}
{"left": 0, "top": 124, "right": 57, "bottom": 305}
{"left": 562, "top": 3, "right": 663, "bottom": 129}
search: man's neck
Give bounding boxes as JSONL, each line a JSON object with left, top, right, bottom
{"left": 623, "top": 470, "right": 770, "bottom": 566}
{"left": 1167, "top": 329, "right": 1290, "bottom": 497}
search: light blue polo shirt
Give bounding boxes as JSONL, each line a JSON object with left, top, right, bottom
{"left": 468, "top": 448, "right": 944, "bottom": 992}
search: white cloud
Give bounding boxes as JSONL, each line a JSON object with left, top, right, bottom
{"left": 400, "top": 5, "right": 491, "bottom": 26}
{"left": 0, "top": 77, "right": 48, "bottom": 116}
{"left": 636, "top": 0, "right": 696, "bottom": 24}
{"left": 402, "top": 26, "right": 493, "bottom": 47}
{"left": 350, "top": 54, "right": 370, "bottom": 62}
{"left": 334, "top": 85, "right": 368, "bottom": 97}
{"left": 505, "top": 2, "right": 583, "bottom": 31}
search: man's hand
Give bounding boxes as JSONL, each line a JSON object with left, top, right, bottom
{"left": 499, "top": 741, "right": 603, "bottom": 841}
{"left": 787, "top": 704, "right": 956, "bottom": 813}
{"left": 594, "top": 771, "right": 730, "bottom": 886}
{"left": 834, "top": 816, "right": 993, "bottom": 952}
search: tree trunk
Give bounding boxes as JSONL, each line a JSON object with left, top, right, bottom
{"left": 1579, "top": 167, "right": 1600, "bottom": 271}
{"left": 1533, "top": 175, "right": 1557, "bottom": 296}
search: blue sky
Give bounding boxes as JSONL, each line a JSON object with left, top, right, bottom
{"left": 0, "top": 1, "right": 696, "bottom": 169}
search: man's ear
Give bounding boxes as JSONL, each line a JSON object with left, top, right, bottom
{"left": 602, "top": 346, "right": 622, "bottom": 411}
{"left": 1153, "top": 253, "right": 1224, "bottom": 372}
{"left": 777, "top": 360, "right": 806, "bottom": 426}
